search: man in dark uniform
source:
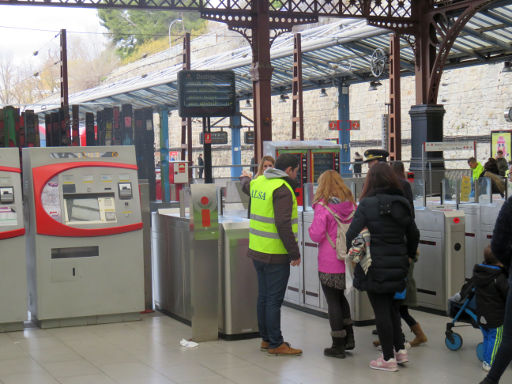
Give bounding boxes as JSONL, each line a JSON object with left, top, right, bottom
{"left": 363, "top": 148, "right": 389, "bottom": 168}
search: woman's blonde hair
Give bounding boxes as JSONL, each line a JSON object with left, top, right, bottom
{"left": 256, "top": 156, "right": 275, "bottom": 176}
{"left": 313, "top": 170, "right": 355, "bottom": 204}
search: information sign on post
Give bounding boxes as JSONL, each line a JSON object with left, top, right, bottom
{"left": 199, "top": 131, "right": 227, "bottom": 145}
{"left": 178, "top": 70, "right": 236, "bottom": 118}
{"left": 244, "top": 131, "right": 254, "bottom": 144}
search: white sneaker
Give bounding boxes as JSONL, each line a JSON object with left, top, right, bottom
{"left": 482, "top": 362, "right": 491, "bottom": 372}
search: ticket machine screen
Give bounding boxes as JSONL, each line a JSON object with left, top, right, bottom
{"left": 64, "top": 195, "right": 116, "bottom": 225}
{"left": 65, "top": 197, "right": 101, "bottom": 223}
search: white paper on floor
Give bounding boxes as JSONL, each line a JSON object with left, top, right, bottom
{"left": 180, "top": 338, "right": 199, "bottom": 348}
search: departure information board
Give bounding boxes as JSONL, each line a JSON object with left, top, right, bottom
{"left": 178, "top": 70, "right": 236, "bottom": 118}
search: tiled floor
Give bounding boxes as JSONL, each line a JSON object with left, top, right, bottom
{"left": 0, "top": 307, "right": 510, "bottom": 384}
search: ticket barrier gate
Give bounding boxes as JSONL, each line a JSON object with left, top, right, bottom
{"left": 0, "top": 149, "right": 27, "bottom": 331}
{"left": 23, "top": 146, "right": 144, "bottom": 328}
{"left": 477, "top": 201, "right": 504, "bottom": 260}
{"left": 414, "top": 208, "right": 465, "bottom": 313}
{"left": 152, "top": 183, "right": 258, "bottom": 340}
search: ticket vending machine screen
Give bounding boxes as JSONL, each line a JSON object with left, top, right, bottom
{"left": 63, "top": 195, "right": 117, "bottom": 224}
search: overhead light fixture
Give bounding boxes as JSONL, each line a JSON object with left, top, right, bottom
{"left": 502, "top": 61, "right": 512, "bottom": 73}
{"left": 245, "top": 99, "right": 251, "bottom": 108}
{"left": 320, "top": 88, "right": 327, "bottom": 97}
{"left": 279, "top": 94, "right": 289, "bottom": 103}
{"left": 368, "top": 80, "right": 382, "bottom": 91}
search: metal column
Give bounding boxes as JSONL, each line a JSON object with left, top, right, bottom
{"left": 292, "top": 33, "right": 304, "bottom": 141}
{"left": 388, "top": 33, "right": 402, "bottom": 161}
{"left": 250, "top": 0, "right": 273, "bottom": 163}
{"left": 338, "top": 83, "right": 351, "bottom": 177}
{"left": 160, "top": 108, "right": 170, "bottom": 202}
{"left": 231, "top": 101, "right": 242, "bottom": 178}
{"left": 181, "top": 32, "right": 192, "bottom": 181}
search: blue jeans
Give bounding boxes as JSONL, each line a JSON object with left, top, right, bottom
{"left": 485, "top": 276, "right": 512, "bottom": 383}
{"left": 252, "top": 260, "right": 290, "bottom": 349}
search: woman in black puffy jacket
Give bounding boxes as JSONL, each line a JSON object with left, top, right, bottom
{"left": 346, "top": 162, "right": 419, "bottom": 372}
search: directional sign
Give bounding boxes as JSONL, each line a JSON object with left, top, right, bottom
{"left": 424, "top": 141, "right": 475, "bottom": 152}
{"left": 244, "top": 131, "right": 254, "bottom": 144}
{"left": 199, "top": 131, "right": 228, "bottom": 145}
{"left": 178, "top": 70, "right": 236, "bottom": 118}
{"left": 328, "top": 120, "right": 360, "bottom": 130}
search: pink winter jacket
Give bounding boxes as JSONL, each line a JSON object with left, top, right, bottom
{"left": 308, "top": 199, "right": 357, "bottom": 274}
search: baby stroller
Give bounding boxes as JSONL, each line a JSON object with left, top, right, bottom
{"left": 445, "top": 277, "right": 484, "bottom": 361}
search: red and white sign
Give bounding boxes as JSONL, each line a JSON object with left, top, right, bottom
{"left": 204, "top": 133, "right": 212, "bottom": 144}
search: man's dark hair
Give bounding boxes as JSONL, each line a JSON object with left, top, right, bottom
{"left": 497, "top": 150, "right": 503, "bottom": 155}
{"left": 275, "top": 153, "right": 299, "bottom": 171}
{"left": 468, "top": 157, "right": 476, "bottom": 164}
{"left": 484, "top": 245, "right": 500, "bottom": 265}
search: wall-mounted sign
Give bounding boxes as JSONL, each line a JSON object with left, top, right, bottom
{"left": 328, "top": 120, "right": 360, "bottom": 131}
{"left": 244, "top": 131, "right": 254, "bottom": 144}
{"left": 424, "top": 141, "right": 475, "bottom": 152}
{"left": 199, "top": 131, "right": 228, "bottom": 145}
{"left": 178, "top": 70, "right": 236, "bottom": 118}
{"left": 491, "top": 130, "right": 512, "bottom": 160}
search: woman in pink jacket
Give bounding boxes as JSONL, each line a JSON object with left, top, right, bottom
{"left": 308, "top": 170, "right": 357, "bottom": 359}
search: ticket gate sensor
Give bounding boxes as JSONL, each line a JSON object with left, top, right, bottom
{"left": 0, "top": 149, "right": 27, "bottom": 332}
{"left": 23, "top": 146, "right": 144, "bottom": 328}
{"left": 414, "top": 208, "right": 465, "bottom": 313}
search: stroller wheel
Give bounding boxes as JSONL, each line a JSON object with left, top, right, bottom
{"left": 476, "top": 342, "right": 484, "bottom": 361}
{"left": 445, "top": 332, "right": 463, "bottom": 351}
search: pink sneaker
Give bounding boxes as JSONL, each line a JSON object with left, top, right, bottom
{"left": 395, "top": 349, "right": 409, "bottom": 364}
{"left": 369, "top": 356, "right": 398, "bottom": 372}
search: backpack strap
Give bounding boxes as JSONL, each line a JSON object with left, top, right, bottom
{"left": 318, "top": 201, "right": 354, "bottom": 249}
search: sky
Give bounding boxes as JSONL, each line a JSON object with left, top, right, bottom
{"left": 0, "top": 5, "right": 108, "bottom": 65}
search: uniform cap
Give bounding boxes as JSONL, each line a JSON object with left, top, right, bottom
{"left": 363, "top": 149, "right": 389, "bottom": 163}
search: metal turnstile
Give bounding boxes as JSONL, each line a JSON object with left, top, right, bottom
{"left": 477, "top": 201, "right": 504, "bottom": 261}
{"left": 152, "top": 198, "right": 258, "bottom": 339}
{"left": 414, "top": 208, "right": 465, "bottom": 313}
{"left": 0, "top": 148, "right": 27, "bottom": 331}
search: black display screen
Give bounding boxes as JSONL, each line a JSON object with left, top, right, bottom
{"left": 178, "top": 70, "right": 236, "bottom": 118}
{"left": 313, "top": 153, "right": 335, "bottom": 182}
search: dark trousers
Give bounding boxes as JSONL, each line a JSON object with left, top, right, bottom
{"left": 321, "top": 283, "right": 351, "bottom": 334}
{"left": 485, "top": 280, "right": 512, "bottom": 383}
{"left": 368, "top": 292, "right": 405, "bottom": 360}
{"left": 253, "top": 260, "right": 290, "bottom": 349}
{"left": 399, "top": 305, "right": 417, "bottom": 328}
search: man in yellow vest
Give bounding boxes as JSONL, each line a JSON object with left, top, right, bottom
{"left": 248, "top": 153, "right": 302, "bottom": 356}
{"left": 468, "top": 157, "right": 484, "bottom": 197}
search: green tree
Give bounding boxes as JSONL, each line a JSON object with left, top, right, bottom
{"left": 98, "top": 10, "right": 206, "bottom": 59}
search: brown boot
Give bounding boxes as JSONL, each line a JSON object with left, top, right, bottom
{"left": 268, "top": 342, "right": 302, "bottom": 356}
{"left": 373, "top": 339, "right": 380, "bottom": 347}
{"left": 409, "top": 323, "right": 427, "bottom": 347}
{"left": 260, "top": 341, "right": 270, "bottom": 351}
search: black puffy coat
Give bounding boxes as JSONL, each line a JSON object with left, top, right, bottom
{"left": 346, "top": 187, "right": 420, "bottom": 293}
{"left": 473, "top": 263, "right": 508, "bottom": 328}
{"left": 491, "top": 196, "right": 512, "bottom": 276}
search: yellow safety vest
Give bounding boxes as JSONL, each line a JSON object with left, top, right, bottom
{"left": 249, "top": 175, "right": 298, "bottom": 254}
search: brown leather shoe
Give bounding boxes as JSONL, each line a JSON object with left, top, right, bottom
{"left": 260, "top": 341, "right": 270, "bottom": 351}
{"left": 267, "top": 342, "right": 302, "bottom": 356}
